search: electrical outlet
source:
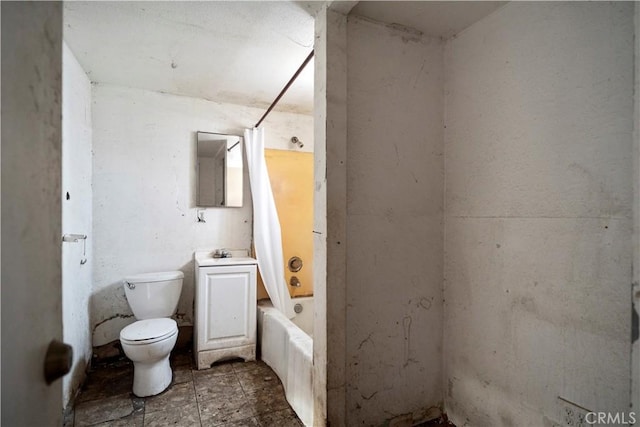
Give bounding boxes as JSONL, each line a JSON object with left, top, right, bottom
{"left": 557, "top": 397, "right": 591, "bottom": 427}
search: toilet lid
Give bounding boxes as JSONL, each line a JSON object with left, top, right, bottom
{"left": 120, "top": 318, "right": 177, "bottom": 343}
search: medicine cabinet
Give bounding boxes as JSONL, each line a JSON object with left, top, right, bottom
{"left": 196, "top": 131, "right": 243, "bottom": 207}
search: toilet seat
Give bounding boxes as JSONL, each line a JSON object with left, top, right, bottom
{"left": 120, "top": 318, "right": 178, "bottom": 345}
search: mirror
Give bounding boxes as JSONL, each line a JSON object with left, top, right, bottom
{"left": 196, "top": 132, "right": 243, "bottom": 207}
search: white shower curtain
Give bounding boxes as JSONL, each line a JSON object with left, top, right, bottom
{"left": 244, "top": 127, "right": 295, "bottom": 319}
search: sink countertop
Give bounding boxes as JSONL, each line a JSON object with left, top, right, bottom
{"left": 195, "top": 251, "right": 257, "bottom": 267}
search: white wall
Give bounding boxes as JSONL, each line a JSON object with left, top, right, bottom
{"left": 344, "top": 16, "right": 444, "bottom": 425}
{"left": 62, "top": 43, "right": 93, "bottom": 407}
{"left": 443, "top": 3, "right": 633, "bottom": 425}
{"left": 1, "top": 2, "right": 64, "bottom": 424}
{"left": 91, "top": 83, "right": 313, "bottom": 346}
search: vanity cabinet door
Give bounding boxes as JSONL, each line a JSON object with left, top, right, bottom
{"left": 197, "top": 265, "right": 257, "bottom": 351}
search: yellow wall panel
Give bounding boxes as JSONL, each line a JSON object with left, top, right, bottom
{"left": 257, "top": 149, "right": 314, "bottom": 299}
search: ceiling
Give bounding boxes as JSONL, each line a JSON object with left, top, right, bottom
{"left": 352, "top": 1, "right": 506, "bottom": 39}
{"left": 64, "top": 1, "right": 506, "bottom": 115}
{"left": 64, "top": 1, "right": 319, "bottom": 114}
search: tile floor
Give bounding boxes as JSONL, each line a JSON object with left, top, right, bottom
{"left": 64, "top": 350, "right": 303, "bottom": 427}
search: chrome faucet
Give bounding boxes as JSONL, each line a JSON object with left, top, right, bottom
{"left": 213, "top": 248, "right": 231, "bottom": 258}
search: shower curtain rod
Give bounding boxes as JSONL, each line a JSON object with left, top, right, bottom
{"left": 254, "top": 49, "right": 314, "bottom": 128}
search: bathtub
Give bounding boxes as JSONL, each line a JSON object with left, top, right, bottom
{"left": 257, "top": 297, "right": 313, "bottom": 426}
{"left": 290, "top": 296, "right": 314, "bottom": 337}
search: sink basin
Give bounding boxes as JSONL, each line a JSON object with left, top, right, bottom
{"left": 195, "top": 251, "right": 257, "bottom": 267}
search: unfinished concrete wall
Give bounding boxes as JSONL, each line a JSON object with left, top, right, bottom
{"left": 345, "top": 16, "right": 444, "bottom": 425}
{"left": 62, "top": 42, "right": 93, "bottom": 407}
{"left": 313, "top": 4, "right": 353, "bottom": 425}
{"left": 633, "top": 3, "right": 640, "bottom": 417}
{"left": 443, "top": 3, "right": 634, "bottom": 425}
{"left": 91, "top": 83, "right": 312, "bottom": 346}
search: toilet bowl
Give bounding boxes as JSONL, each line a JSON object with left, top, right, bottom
{"left": 120, "top": 318, "right": 178, "bottom": 397}
{"left": 119, "top": 271, "right": 183, "bottom": 397}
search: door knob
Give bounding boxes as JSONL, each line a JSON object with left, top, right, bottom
{"left": 44, "top": 339, "right": 73, "bottom": 384}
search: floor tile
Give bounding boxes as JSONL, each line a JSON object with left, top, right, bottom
{"left": 236, "top": 369, "right": 281, "bottom": 394}
{"left": 198, "top": 396, "right": 255, "bottom": 426}
{"left": 231, "top": 360, "right": 269, "bottom": 374}
{"left": 87, "top": 362, "right": 133, "bottom": 385}
{"left": 194, "top": 372, "right": 243, "bottom": 402}
{"left": 220, "top": 417, "right": 261, "bottom": 427}
{"left": 173, "top": 365, "right": 193, "bottom": 384}
{"left": 77, "top": 365, "right": 133, "bottom": 403}
{"left": 193, "top": 361, "right": 235, "bottom": 378}
{"left": 92, "top": 411, "right": 144, "bottom": 427}
{"left": 75, "top": 393, "right": 134, "bottom": 426}
{"left": 144, "top": 381, "right": 196, "bottom": 414}
{"left": 255, "top": 408, "right": 304, "bottom": 427}
{"left": 143, "top": 402, "right": 200, "bottom": 427}
{"left": 71, "top": 348, "right": 303, "bottom": 427}
{"left": 131, "top": 396, "right": 145, "bottom": 412}
{"left": 245, "top": 388, "right": 290, "bottom": 415}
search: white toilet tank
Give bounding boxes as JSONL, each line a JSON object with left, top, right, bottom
{"left": 124, "top": 271, "right": 184, "bottom": 319}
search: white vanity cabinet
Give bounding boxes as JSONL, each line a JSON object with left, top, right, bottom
{"left": 194, "top": 255, "right": 257, "bottom": 370}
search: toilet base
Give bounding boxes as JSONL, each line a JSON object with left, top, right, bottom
{"left": 132, "top": 356, "right": 172, "bottom": 397}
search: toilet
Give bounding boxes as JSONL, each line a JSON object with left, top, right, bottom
{"left": 120, "top": 270, "right": 184, "bottom": 397}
